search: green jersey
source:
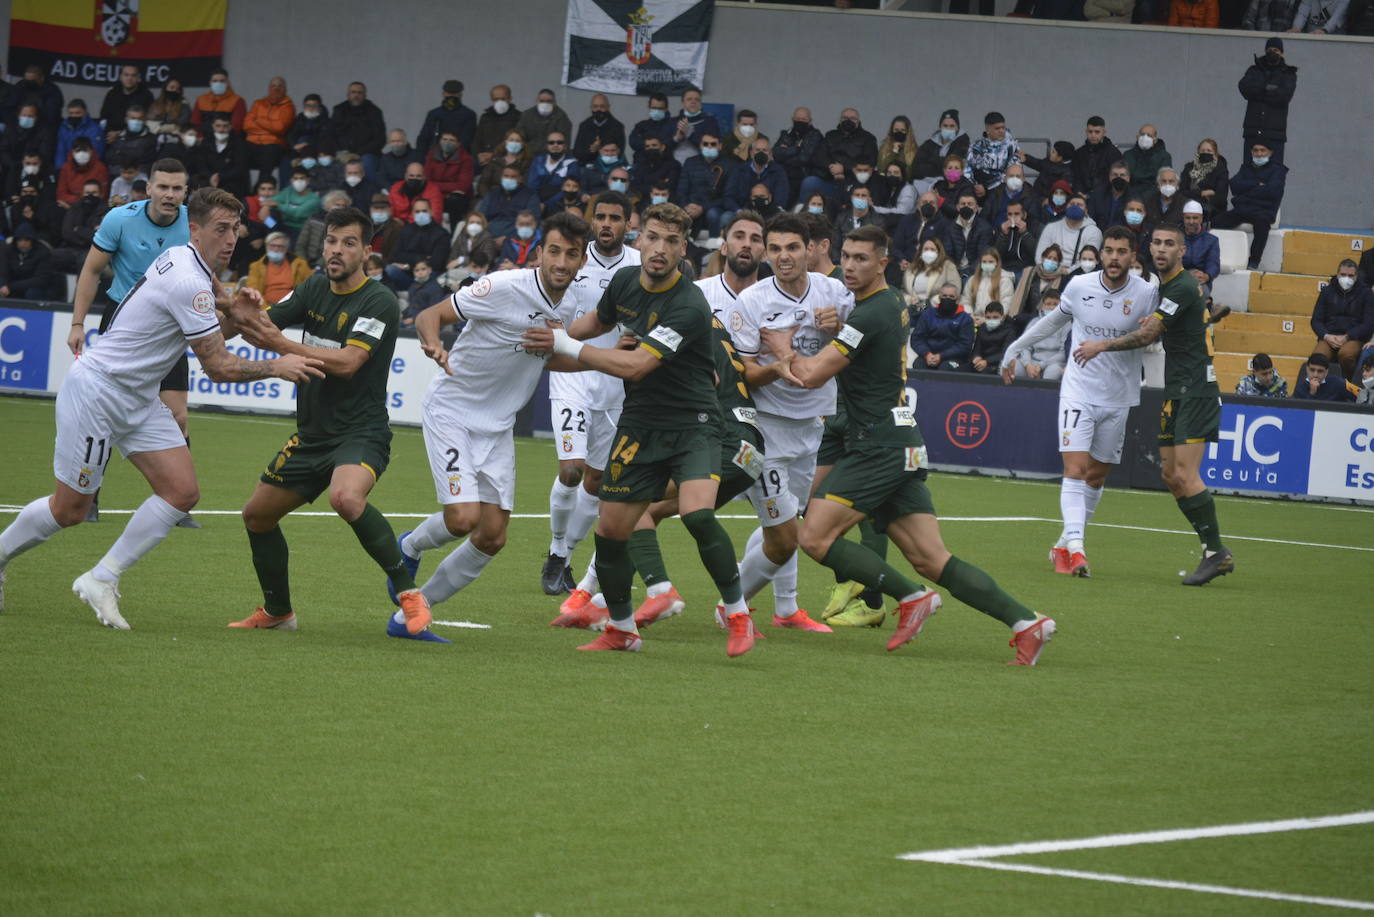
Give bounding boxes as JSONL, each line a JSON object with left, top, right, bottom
{"left": 831, "top": 286, "right": 921, "bottom": 450}
{"left": 266, "top": 274, "right": 399, "bottom": 439}
{"left": 1154, "top": 268, "right": 1219, "bottom": 399}
{"left": 712, "top": 316, "right": 754, "bottom": 418}
{"left": 596, "top": 266, "right": 720, "bottom": 431}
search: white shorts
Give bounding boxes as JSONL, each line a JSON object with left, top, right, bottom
{"left": 422, "top": 390, "right": 516, "bottom": 510}
{"left": 746, "top": 414, "right": 823, "bottom": 528}
{"left": 550, "top": 397, "right": 589, "bottom": 462}
{"left": 1058, "top": 399, "right": 1130, "bottom": 465}
{"left": 53, "top": 362, "right": 186, "bottom": 494}
{"left": 582, "top": 406, "right": 621, "bottom": 472}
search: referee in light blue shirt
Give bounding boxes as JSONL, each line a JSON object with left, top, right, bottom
{"left": 69, "top": 157, "right": 197, "bottom": 525}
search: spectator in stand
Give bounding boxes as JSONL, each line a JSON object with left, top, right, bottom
{"left": 4, "top": 103, "right": 55, "bottom": 175}
{"left": 1357, "top": 355, "right": 1374, "bottom": 405}
{"left": 1235, "top": 352, "right": 1289, "bottom": 397}
{"left": 1346, "top": 0, "right": 1374, "bottom": 31}
{"left": 801, "top": 191, "right": 832, "bottom": 218}
{"left": 642, "top": 179, "right": 673, "bottom": 212}
{"left": 247, "top": 177, "right": 279, "bottom": 225}
{"left": 52, "top": 179, "right": 107, "bottom": 272}
{"left": 474, "top": 84, "right": 520, "bottom": 166}
{"left": 232, "top": 198, "right": 271, "bottom": 275}
{"left": 669, "top": 89, "right": 720, "bottom": 164}
{"left": 305, "top": 143, "right": 343, "bottom": 193}
{"left": 390, "top": 160, "right": 443, "bottom": 224}
{"left": 573, "top": 94, "right": 625, "bottom": 166}
{"left": 678, "top": 131, "right": 733, "bottom": 237}
{"left": 16, "top": 64, "right": 64, "bottom": 131}
{"left": 1239, "top": 37, "right": 1296, "bottom": 164}
{"left": 244, "top": 76, "right": 295, "bottom": 186}
{"left": 192, "top": 70, "right": 246, "bottom": 132}
{"left": 994, "top": 198, "right": 1037, "bottom": 276}
{"left": 544, "top": 175, "right": 585, "bottom": 218}
{"left": 1171, "top": 0, "right": 1221, "bottom": 26}
{"left": 9, "top": 182, "right": 63, "bottom": 247}
{"left": 342, "top": 159, "right": 379, "bottom": 211}
{"left": 835, "top": 184, "right": 878, "bottom": 234}
{"left": 403, "top": 259, "right": 448, "bottom": 323}
{"left": 1290, "top": 0, "right": 1348, "bottom": 29}
{"left": 1359, "top": 247, "right": 1374, "bottom": 289}
{"left": 890, "top": 190, "right": 954, "bottom": 284}
{"left": 443, "top": 211, "right": 499, "bottom": 286}
{"left": 1294, "top": 352, "right": 1357, "bottom": 401}
{"left": 1212, "top": 141, "right": 1286, "bottom": 269}
{"left": 274, "top": 167, "right": 321, "bottom": 237}
{"left": 1121, "top": 197, "right": 1152, "bottom": 256}
{"left": 1011, "top": 245, "right": 1067, "bottom": 317}
{"left": 56, "top": 100, "right": 105, "bottom": 171}
{"left": 809, "top": 108, "right": 878, "bottom": 204}
{"left": 873, "top": 162, "right": 916, "bottom": 230}
{"left": 581, "top": 140, "right": 630, "bottom": 199}
{"left": 285, "top": 94, "right": 334, "bottom": 185}
{"left": 723, "top": 137, "right": 786, "bottom": 218}
{"left": 848, "top": 159, "right": 890, "bottom": 210}
{"left": 628, "top": 93, "right": 675, "bottom": 156}
{"left": 1182, "top": 200, "right": 1222, "bottom": 291}
{"left": 364, "top": 252, "right": 386, "bottom": 283}
{"left": 516, "top": 88, "right": 573, "bottom": 157}
{"left": 1088, "top": 160, "right": 1132, "bottom": 228}
{"left": 1002, "top": 287, "right": 1071, "bottom": 379}
{"left": 426, "top": 129, "right": 475, "bottom": 226}
{"left": 1243, "top": 0, "right": 1300, "bottom": 27}
{"left": 104, "top": 107, "right": 157, "bottom": 173}
{"left": 914, "top": 109, "right": 969, "bottom": 184}
{"left": 931, "top": 154, "right": 976, "bottom": 219}
{"left": 877, "top": 116, "right": 917, "bottom": 177}
{"left": 1021, "top": 140, "right": 1076, "bottom": 200}
{"left": 1037, "top": 191, "right": 1101, "bottom": 266}
{"left": 1065, "top": 244, "right": 1100, "bottom": 280}
{"left": 4, "top": 151, "right": 49, "bottom": 203}
{"left": 57, "top": 139, "right": 109, "bottom": 206}
{"left": 418, "top": 80, "right": 476, "bottom": 154}
{"left": 1180, "top": 138, "right": 1230, "bottom": 219}
{"left": 1085, "top": 0, "right": 1137, "bottom": 20}
{"left": 331, "top": 82, "right": 386, "bottom": 183}
{"left": 99, "top": 65, "right": 154, "bottom": 140}
{"left": 146, "top": 77, "right": 191, "bottom": 142}
{"left": 107, "top": 161, "right": 147, "bottom": 207}
{"left": 1145, "top": 167, "right": 1187, "bottom": 225}
{"left": 961, "top": 248, "right": 1015, "bottom": 322}
{"left": 295, "top": 190, "right": 351, "bottom": 269}
{"left": 631, "top": 134, "right": 681, "bottom": 203}
{"left": 245, "top": 231, "right": 311, "bottom": 304}
{"left": 495, "top": 210, "right": 542, "bottom": 269}
{"left": 369, "top": 193, "right": 403, "bottom": 260}
{"left": 0, "top": 224, "right": 61, "bottom": 299}
{"left": 378, "top": 128, "right": 422, "bottom": 190}
{"left": 1073, "top": 116, "right": 1120, "bottom": 196}
{"left": 199, "top": 113, "right": 250, "bottom": 198}
{"left": 773, "top": 107, "right": 829, "bottom": 205}
{"left": 1122, "top": 125, "right": 1171, "bottom": 197}
{"left": 947, "top": 191, "right": 993, "bottom": 279}
{"left": 911, "top": 283, "right": 974, "bottom": 371}
{"left": 526, "top": 130, "right": 579, "bottom": 203}
{"left": 1309, "top": 259, "right": 1374, "bottom": 377}
{"left": 984, "top": 161, "right": 1038, "bottom": 231}
{"left": 725, "top": 109, "right": 759, "bottom": 163}
{"left": 385, "top": 197, "right": 448, "bottom": 288}
{"left": 966, "top": 112, "right": 1021, "bottom": 200}
{"left": 903, "top": 238, "right": 961, "bottom": 311}
{"left": 477, "top": 163, "right": 540, "bottom": 239}
{"left": 970, "top": 301, "right": 1015, "bottom": 373}
{"left": 477, "top": 129, "right": 532, "bottom": 195}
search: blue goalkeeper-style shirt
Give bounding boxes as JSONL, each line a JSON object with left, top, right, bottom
{"left": 93, "top": 200, "right": 190, "bottom": 301}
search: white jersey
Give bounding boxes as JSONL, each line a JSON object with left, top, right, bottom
{"left": 80, "top": 243, "right": 221, "bottom": 400}
{"left": 696, "top": 272, "right": 751, "bottom": 320}
{"left": 548, "top": 242, "right": 641, "bottom": 409}
{"left": 726, "top": 271, "right": 854, "bottom": 418}
{"left": 427, "top": 271, "right": 562, "bottom": 434}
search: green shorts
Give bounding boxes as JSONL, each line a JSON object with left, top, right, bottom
{"left": 599, "top": 423, "right": 721, "bottom": 503}
{"left": 260, "top": 429, "right": 392, "bottom": 502}
{"left": 1158, "top": 396, "right": 1222, "bottom": 447}
{"left": 815, "top": 444, "right": 935, "bottom": 533}
{"left": 716, "top": 422, "right": 765, "bottom": 506}
{"left": 817, "top": 411, "right": 847, "bottom": 466}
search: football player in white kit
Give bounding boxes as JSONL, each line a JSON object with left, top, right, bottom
{"left": 390, "top": 213, "right": 592, "bottom": 639}
{"left": 0, "top": 188, "right": 321, "bottom": 627}
{"left": 1001, "top": 225, "right": 1158, "bottom": 576}
{"left": 540, "top": 192, "right": 640, "bottom": 595}
{"left": 723, "top": 213, "right": 852, "bottom": 631}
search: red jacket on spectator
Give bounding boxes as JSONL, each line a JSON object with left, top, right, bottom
{"left": 1169, "top": 0, "right": 1219, "bottom": 27}
{"left": 424, "top": 145, "right": 475, "bottom": 198}
{"left": 388, "top": 179, "right": 443, "bottom": 224}
{"left": 57, "top": 154, "right": 110, "bottom": 205}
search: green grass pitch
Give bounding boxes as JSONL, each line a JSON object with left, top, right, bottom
{"left": 1, "top": 393, "right": 1371, "bottom": 915}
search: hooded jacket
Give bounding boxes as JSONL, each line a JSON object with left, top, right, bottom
{"left": 192, "top": 83, "right": 247, "bottom": 132}
{"left": 245, "top": 91, "right": 296, "bottom": 148}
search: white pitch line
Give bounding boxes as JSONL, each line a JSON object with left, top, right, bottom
{"left": 432, "top": 620, "right": 492, "bottom": 630}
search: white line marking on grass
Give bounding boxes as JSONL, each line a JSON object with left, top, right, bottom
{"left": 900, "top": 811, "right": 1374, "bottom": 912}
{"left": 432, "top": 620, "right": 492, "bottom": 629}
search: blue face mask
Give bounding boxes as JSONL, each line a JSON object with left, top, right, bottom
{"left": 505, "top": 140, "right": 523, "bottom": 155}
{"left": 266, "top": 250, "right": 284, "bottom": 263}
{"left": 18, "top": 115, "right": 35, "bottom": 130}
{"left": 940, "top": 128, "right": 956, "bottom": 142}
{"left": 126, "top": 119, "right": 144, "bottom": 133}
{"left": 649, "top": 109, "right": 666, "bottom": 121}
{"left": 608, "top": 179, "right": 628, "bottom": 193}
{"left": 413, "top": 211, "right": 433, "bottom": 227}
{"left": 299, "top": 157, "right": 317, "bottom": 171}
{"left": 600, "top": 154, "right": 619, "bottom": 166}
{"left": 1052, "top": 193, "right": 1067, "bottom": 207}
{"left": 1252, "top": 156, "right": 1270, "bottom": 167}
{"left": 651, "top": 194, "right": 668, "bottom": 205}
{"left": 500, "top": 177, "right": 519, "bottom": 192}
{"left": 851, "top": 196, "right": 868, "bottom": 212}
{"left": 210, "top": 80, "right": 227, "bottom": 95}
{"left": 624, "top": 230, "right": 639, "bottom": 243}
{"left": 701, "top": 147, "right": 719, "bottom": 161}
{"left": 1125, "top": 210, "right": 1144, "bottom": 226}
{"left": 807, "top": 204, "right": 824, "bottom": 215}
{"left": 1065, "top": 204, "right": 1086, "bottom": 221}
{"left": 516, "top": 225, "right": 534, "bottom": 240}
{"left": 1042, "top": 259, "right": 1060, "bottom": 273}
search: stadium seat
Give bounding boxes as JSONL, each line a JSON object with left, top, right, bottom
{"left": 1213, "top": 229, "right": 1249, "bottom": 275}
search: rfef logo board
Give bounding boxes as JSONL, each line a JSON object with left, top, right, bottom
{"left": 0, "top": 308, "right": 53, "bottom": 391}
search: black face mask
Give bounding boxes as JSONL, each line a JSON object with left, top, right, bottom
{"left": 1264, "top": 51, "right": 1282, "bottom": 65}
{"left": 751, "top": 197, "right": 771, "bottom": 211}
{"left": 892, "top": 129, "right": 908, "bottom": 141}
{"left": 404, "top": 179, "right": 424, "bottom": 193}
{"left": 164, "top": 90, "right": 182, "bottom": 101}
{"left": 643, "top": 149, "right": 661, "bottom": 161}
{"left": 958, "top": 205, "right": 975, "bottom": 221}
{"left": 1110, "top": 176, "right": 1129, "bottom": 192}
{"left": 752, "top": 151, "right": 769, "bottom": 167}
{"left": 592, "top": 112, "right": 609, "bottom": 123}
{"left": 564, "top": 191, "right": 579, "bottom": 200}
{"left": 937, "top": 297, "right": 958, "bottom": 315}
{"left": 69, "top": 116, "right": 84, "bottom": 126}
{"left": 839, "top": 120, "right": 857, "bottom": 133}
{"left": 1197, "top": 152, "right": 1215, "bottom": 164}
{"left": 919, "top": 202, "right": 936, "bottom": 220}
{"left": 83, "top": 193, "right": 100, "bottom": 202}
{"left": 792, "top": 120, "right": 810, "bottom": 133}
{"left": 443, "top": 97, "right": 458, "bottom": 109}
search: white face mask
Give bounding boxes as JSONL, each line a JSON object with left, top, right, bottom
{"left": 492, "top": 99, "right": 510, "bottom": 115}
{"left": 983, "top": 318, "right": 1002, "bottom": 330}
{"left": 921, "top": 249, "right": 938, "bottom": 265}
{"left": 292, "top": 179, "right": 308, "bottom": 193}
{"left": 318, "top": 155, "right": 333, "bottom": 166}
{"left": 739, "top": 124, "right": 756, "bottom": 138}
{"left": 465, "top": 222, "right": 482, "bottom": 237}
{"left": 980, "top": 262, "right": 996, "bottom": 274}
{"left": 1338, "top": 275, "right": 1355, "bottom": 291}
{"left": 853, "top": 171, "right": 871, "bottom": 184}
{"left": 182, "top": 134, "right": 197, "bottom": 148}
{"left": 1137, "top": 134, "right": 1155, "bottom": 150}
{"left": 536, "top": 102, "right": 553, "bottom": 117}
{"left": 1159, "top": 183, "right": 1177, "bottom": 198}
{"left": 1079, "top": 260, "right": 1098, "bottom": 272}
{"left": 345, "top": 174, "right": 362, "bottom": 187}
{"left": 214, "top": 131, "right": 230, "bottom": 142}
{"left": 22, "top": 164, "right": 38, "bottom": 176}
{"left": 73, "top": 151, "right": 91, "bottom": 165}
{"left": 1005, "top": 176, "right": 1024, "bottom": 192}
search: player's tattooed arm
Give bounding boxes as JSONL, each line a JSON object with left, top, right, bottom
{"left": 190, "top": 331, "right": 325, "bottom": 384}
{"left": 1073, "top": 314, "right": 1162, "bottom": 365}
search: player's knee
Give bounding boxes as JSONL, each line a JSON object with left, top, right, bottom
{"left": 582, "top": 468, "right": 603, "bottom": 495}
{"left": 51, "top": 502, "right": 89, "bottom": 528}
{"left": 165, "top": 484, "right": 200, "bottom": 513}
{"left": 797, "top": 527, "right": 831, "bottom": 562}
{"left": 558, "top": 466, "right": 584, "bottom": 487}
{"left": 328, "top": 489, "right": 366, "bottom": 520}
{"left": 762, "top": 523, "right": 798, "bottom": 561}
{"left": 679, "top": 508, "right": 718, "bottom": 542}
{"left": 442, "top": 505, "right": 478, "bottom": 538}
{"left": 471, "top": 527, "right": 507, "bottom": 555}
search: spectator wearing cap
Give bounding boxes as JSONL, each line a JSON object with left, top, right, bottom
{"left": 369, "top": 193, "right": 404, "bottom": 260}
{"left": 516, "top": 88, "right": 574, "bottom": 158}
{"left": 1290, "top": 0, "right": 1348, "bottom": 29}
{"left": 1170, "top": 0, "right": 1221, "bottom": 26}
{"left": 1022, "top": 141, "right": 1076, "bottom": 201}
{"left": 1088, "top": 160, "right": 1132, "bottom": 228}
{"left": 1294, "top": 352, "right": 1357, "bottom": 402}
{"left": 1040, "top": 178, "right": 1074, "bottom": 224}
{"left": 1211, "top": 140, "right": 1286, "bottom": 269}
{"left": 57, "top": 139, "right": 109, "bottom": 206}
{"left": 1122, "top": 125, "right": 1172, "bottom": 198}
{"left": 474, "top": 84, "right": 521, "bottom": 166}
{"left": 966, "top": 112, "right": 1021, "bottom": 200}
{"left": 573, "top": 94, "right": 626, "bottom": 166}
{"left": 284, "top": 94, "right": 334, "bottom": 185}
{"left": 55, "top": 99, "right": 105, "bottom": 171}
{"left": 914, "top": 109, "right": 969, "bottom": 183}
{"left": 192, "top": 69, "right": 246, "bottom": 132}
{"left": 0, "top": 223, "right": 62, "bottom": 300}
{"left": 1072, "top": 115, "right": 1120, "bottom": 196}
{"left": 1145, "top": 166, "right": 1187, "bottom": 225}
{"left": 1181, "top": 200, "right": 1221, "bottom": 291}
{"left": 1239, "top": 37, "right": 1296, "bottom": 165}
{"left": 1180, "top": 138, "right": 1230, "bottom": 220}
{"left": 1235, "top": 352, "right": 1288, "bottom": 397}
{"left": 1309, "top": 259, "right": 1374, "bottom": 378}
{"left": 244, "top": 76, "right": 295, "bottom": 184}
{"left": 418, "top": 80, "right": 476, "bottom": 154}
{"left": 246, "top": 231, "right": 312, "bottom": 305}
{"left": 1242, "top": 0, "right": 1300, "bottom": 28}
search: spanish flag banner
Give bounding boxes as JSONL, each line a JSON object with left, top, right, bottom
{"left": 7, "top": 0, "right": 227, "bottom": 87}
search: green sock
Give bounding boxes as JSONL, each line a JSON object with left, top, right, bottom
{"left": 247, "top": 525, "right": 292, "bottom": 616}
{"left": 1176, "top": 491, "right": 1222, "bottom": 552}
{"left": 680, "top": 509, "right": 742, "bottom": 604}
{"left": 348, "top": 504, "right": 415, "bottom": 594}
{"left": 937, "top": 555, "right": 1036, "bottom": 627}
{"left": 858, "top": 520, "right": 889, "bottom": 608}
{"left": 594, "top": 533, "right": 634, "bottom": 622}
{"left": 628, "top": 529, "right": 671, "bottom": 587}
{"left": 820, "top": 538, "right": 921, "bottom": 601}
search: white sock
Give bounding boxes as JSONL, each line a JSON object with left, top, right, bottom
{"left": 1059, "top": 478, "right": 1087, "bottom": 547}
{"left": 548, "top": 477, "right": 578, "bottom": 555}
{"left": 576, "top": 553, "right": 599, "bottom": 594}
{"left": 402, "top": 511, "right": 459, "bottom": 559}
{"left": 1083, "top": 483, "right": 1104, "bottom": 525}
{"left": 611, "top": 615, "right": 639, "bottom": 634}
{"left": 772, "top": 553, "right": 798, "bottom": 617}
{"left": 93, "top": 494, "right": 185, "bottom": 582}
{"left": 738, "top": 540, "right": 785, "bottom": 601}
{"left": 0, "top": 497, "right": 63, "bottom": 566}
{"left": 591, "top": 592, "right": 608, "bottom": 608}
{"left": 722, "top": 596, "right": 748, "bottom": 616}
{"left": 564, "top": 486, "right": 600, "bottom": 558}
{"left": 646, "top": 581, "right": 673, "bottom": 597}
{"left": 419, "top": 540, "right": 496, "bottom": 606}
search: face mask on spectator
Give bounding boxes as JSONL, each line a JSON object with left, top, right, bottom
{"left": 214, "top": 130, "right": 231, "bottom": 142}
{"left": 921, "top": 249, "right": 938, "bottom": 265}
{"left": 182, "top": 134, "right": 197, "bottom": 148}
{"left": 752, "top": 151, "right": 768, "bottom": 167}
{"left": 500, "top": 177, "right": 519, "bottom": 192}
{"left": 18, "top": 115, "right": 35, "bottom": 129}
{"left": 649, "top": 108, "right": 666, "bottom": 121}
{"left": 1080, "top": 258, "right": 1098, "bottom": 272}
{"left": 1338, "top": 275, "right": 1355, "bottom": 291}
{"left": 751, "top": 196, "right": 770, "bottom": 210}
{"left": 1137, "top": 134, "right": 1155, "bottom": 150}
{"left": 1125, "top": 210, "right": 1144, "bottom": 226}
{"left": 609, "top": 179, "right": 628, "bottom": 193}
{"left": 536, "top": 102, "right": 553, "bottom": 117}
{"left": 983, "top": 318, "right": 1002, "bottom": 330}
{"left": 850, "top": 196, "right": 868, "bottom": 212}
{"left": 958, "top": 205, "right": 975, "bottom": 221}
{"left": 600, "top": 153, "right": 620, "bottom": 166}
{"left": 318, "top": 155, "right": 333, "bottom": 166}
{"left": 300, "top": 157, "right": 317, "bottom": 170}
{"left": 1110, "top": 176, "right": 1129, "bottom": 193}
{"left": 1252, "top": 156, "right": 1270, "bottom": 167}
{"left": 303, "top": 108, "right": 320, "bottom": 120}
{"left": 701, "top": 147, "right": 718, "bottom": 161}
{"left": 944, "top": 167, "right": 962, "bottom": 182}
{"left": 1005, "top": 176, "right": 1024, "bottom": 193}
{"left": 126, "top": 118, "right": 144, "bottom": 132}
{"left": 853, "top": 169, "right": 871, "bottom": 184}
{"left": 414, "top": 210, "right": 433, "bottom": 226}
{"left": 625, "top": 230, "right": 639, "bottom": 243}
{"left": 1159, "top": 183, "right": 1177, "bottom": 198}
{"left": 940, "top": 128, "right": 956, "bottom": 142}
{"left": 937, "top": 296, "right": 957, "bottom": 315}
{"left": 1042, "top": 258, "right": 1060, "bottom": 273}
{"left": 651, "top": 193, "right": 668, "bottom": 205}
{"left": 211, "top": 80, "right": 227, "bottom": 95}
{"left": 440, "top": 141, "right": 457, "bottom": 155}
{"left": 1065, "top": 204, "right": 1086, "bottom": 221}
{"left": 466, "top": 222, "right": 483, "bottom": 237}
{"left": 980, "top": 261, "right": 995, "bottom": 274}
{"left": 267, "top": 250, "right": 285, "bottom": 263}
{"left": 792, "top": 120, "right": 809, "bottom": 133}
{"left": 493, "top": 100, "right": 510, "bottom": 115}
{"left": 739, "top": 124, "right": 756, "bottom": 138}
{"left": 1052, "top": 193, "right": 1067, "bottom": 207}
{"left": 516, "top": 225, "right": 534, "bottom": 239}
{"left": 919, "top": 202, "right": 936, "bottom": 220}
{"left": 807, "top": 204, "right": 824, "bottom": 215}
{"left": 1197, "top": 152, "right": 1214, "bottom": 164}
{"left": 292, "top": 179, "right": 308, "bottom": 193}
{"left": 505, "top": 140, "right": 523, "bottom": 155}
{"left": 74, "top": 151, "right": 91, "bottom": 165}
{"left": 345, "top": 174, "right": 362, "bottom": 187}
{"left": 371, "top": 210, "right": 388, "bottom": 224}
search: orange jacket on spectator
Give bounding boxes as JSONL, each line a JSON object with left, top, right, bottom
{"left": 388, "top": 180, "right": 443, "bottom": 224}
{"left": 1169, "top": 0, "right": 1219, "bottom": 27}
{"left": 245, "top": 252, "right": 312, "bottom": 305}
{"left": 424, "top": 145, "right": 475, "bottom": 198}
{"left": 192, "top": 84, "right": 247, "bottom": 132}
{"left": 57, "top": 154, "right": 110, "bottom": 205}
{"left": 244, "top": 91, "right": 296, "bottom": 148}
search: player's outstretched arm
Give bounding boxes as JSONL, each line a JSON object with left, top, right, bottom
{"left": 788, "top": 343, "right": 851, "bottom": 390}
{"left": 523, "top": 326, "right": 661, "bottom": 381}
{"left": 190, "top": 331, "right": 325, "bottom": 384}
{"left": 235, "top": 309, "right": 370, "bottom": 379}
{"left": 568, "top": 310, "right": 612, "bottom": 341}
{"left": 1074, "top": 314, "right": 1163, "bottom": 366}
{"left": 740, "top": 325, "right": 804, "bottom": 387}
{"left": 1001, "top": 308, "right": 1072, "bottom": 382}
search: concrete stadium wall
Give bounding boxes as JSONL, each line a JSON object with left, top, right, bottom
{"left": 4, "top": 1, "right": 1371, "bottom": 227}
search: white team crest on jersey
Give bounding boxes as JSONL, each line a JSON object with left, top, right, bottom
{"left": 448, "top": 474, "right": 462, "bottom": 496}
{"left": 470, "top": 277, "right": 492, "bottom": 298}
{"left": 192, "top": 290, "right": 214, "bottom": 314}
